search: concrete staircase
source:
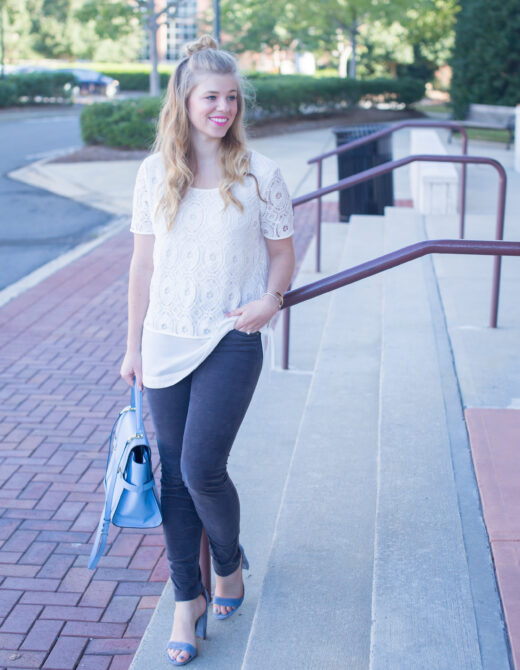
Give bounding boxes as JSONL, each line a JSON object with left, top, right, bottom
{"left": 129, "top": 208, "right": 511, "bottom": 670}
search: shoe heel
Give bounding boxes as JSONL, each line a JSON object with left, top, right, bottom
{"left": 195, "top": 608, "right": 207, "bottom": 639}
{"left": 195, "top": 586, "right": 209, "bottom": 640}
{"left": 239, "top": 543, "right": 249, "bottom": 571}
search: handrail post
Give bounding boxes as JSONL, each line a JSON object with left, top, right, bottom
{"left": 459, "top": 134, "right": 468, "bottom": 238}
{"left": 285, "top": 145, "right": 506, "bottom": 367}
{"left": 316, "top": 160, "right": 322, "bottom": 273}
{"left": 282, "top": 283, "right": 291, "bottom": 370}
{"left": 308, "top": 121, "right": 471, "bottom": 241}
{"left": 293, "top": 153, "right": 509, "bottom": 330}
{"left": 490, "top": 168, "right": 508, "bottom": 327}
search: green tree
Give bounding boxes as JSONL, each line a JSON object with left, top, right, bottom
{"left": 401, "top": 0, "right": 458, "bottom": 70}
{"left": 0, "top": 0, "right": 35, "bottom": 63}
{"left": 357, "top": 21, "right": 413, "bottom": 78}
{"left": 30, "top": 0, "right": 79, "bottom": 59}
{"left": 222, "top": 0, "right": 459, "bottom": 79}
{"left": 76, "top": 0, "right": 186, "bottom": 95}
{"left": 451, "top": 0, "right": 520, "bottom": 116}
{"left": 221, "top": 0, "right": 313, "bottom": 54}
{"left": 302, "top": 0, "right": 413, "bottom": 78}
{"left": 69, "top": 1, "right": 142, "bottom": 62}
{"left": 223, "top": 0, "right": 453, "bottom": 78}
{"left": 357, "top": 0, "right": 458, "bottom": 80}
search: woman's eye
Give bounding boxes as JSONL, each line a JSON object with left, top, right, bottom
{"left": 206, "top": 95, "right": 236, "bottom": 101}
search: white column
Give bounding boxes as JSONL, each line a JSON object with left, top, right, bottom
{"left": 515, "top": 105, "right": 520, "bottom": 172}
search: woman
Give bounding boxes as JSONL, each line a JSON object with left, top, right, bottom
{"left": 120, "top": 34, "right": 295, "bottom": 666}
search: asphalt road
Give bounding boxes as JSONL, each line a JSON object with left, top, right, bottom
{"left": 0, "top": 103, "right": 112, "bottom": 291}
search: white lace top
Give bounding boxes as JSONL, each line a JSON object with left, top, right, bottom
{"left": 130, "top": 149, "right": 294, "bottom": 388}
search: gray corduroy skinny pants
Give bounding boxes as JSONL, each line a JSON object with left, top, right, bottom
{"left": 145, "top": 328, "right": 263, "bottom": 602}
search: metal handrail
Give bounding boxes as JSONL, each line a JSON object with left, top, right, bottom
{"left": 280, "top": 239, "right": 520, "bottom": 370}
{"left": 292, "top": 154, "right": 507, "bottom": 328}
{"left": 306, "top": 121, "right": 470, "bottom": 272}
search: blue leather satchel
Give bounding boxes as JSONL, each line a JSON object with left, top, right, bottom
{"left": 88, "top": 380, "right": 162, "bottom": 570}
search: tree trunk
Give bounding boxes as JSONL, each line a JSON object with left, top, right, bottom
{"left": 338, "top": 44, "right": 352, "bottom": 78}
{"left": 0, "top": 6, "right": 5, "bottom": 79}
{"left": 148, "top": 0, "right": 160, "bottom": 97}
{"left": 348, "top": 20, "right": 358, "bottom": 79}
{"left": 213, "top": 0, "right": 220, "bottom": 44}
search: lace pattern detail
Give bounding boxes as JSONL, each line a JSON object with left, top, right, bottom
{"left": 259, "top": 166, "right": 294, "bottom": 239}
{"left": 130, "top": 162, "right": 154, "bottom": 234}
{"left": 130, "top": 150, "right": 294, "bottom": 337}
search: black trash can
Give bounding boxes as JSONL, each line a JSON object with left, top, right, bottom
{"left": 333, "top": 124, "right": 394, "bottom": 221}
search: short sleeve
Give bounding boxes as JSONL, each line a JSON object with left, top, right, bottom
{"left": 130, "top": 162, "right": 154, "bottom": 235}
{"left": 259, "top": 167, "right": 294, "bottom": 240}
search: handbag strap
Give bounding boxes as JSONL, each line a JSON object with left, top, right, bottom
{"left": 88, "top": 445, "right": 155, "bottom": 570}
{"left": 88, "top": 468, "right": 116, "bottom": 569}
{"left": 131, "top": 378, "right": 145, "bottom": 436}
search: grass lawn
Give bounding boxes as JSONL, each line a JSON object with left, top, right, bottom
{"left": 451, "top": 128, "right": 511, "bottom": 144}
{"left": 413, "top": 101, "right": 452, "bottom": 115}
{"left": 413, "top": 101, "right": 511, "bottom": 145}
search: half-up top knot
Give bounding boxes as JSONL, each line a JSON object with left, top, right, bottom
{"left": 152, "top": 33, "right": 254, "bottom": 231}
{"left": 184, "top": 34, "right": 219, "bottom": 58}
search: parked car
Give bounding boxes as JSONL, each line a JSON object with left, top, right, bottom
{"left": 7, "top": 65, "right": 119, "bottom": 97}
{"left": 56, "top": 69, "right": 119, "bottom": 97}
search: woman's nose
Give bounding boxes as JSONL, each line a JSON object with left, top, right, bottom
{"left": 216, "top": 98, "right": 231, "bottom": 112}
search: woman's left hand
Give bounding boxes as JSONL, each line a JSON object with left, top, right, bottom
{"left": 226, "top": 296, "right": 279, "bottom": 332}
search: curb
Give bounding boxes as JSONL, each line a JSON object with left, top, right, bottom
{"left": 8, "top": 151, "right": 132, "bottom": 216}
{"left": 0, "top": 214, "right": 130, "bottom": 309}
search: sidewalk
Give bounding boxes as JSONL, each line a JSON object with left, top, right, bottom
{"left": 0, "top": 129, "right": 341, "bottom": 670}
{"left": 0, "top": 126, "right": 519, "bottom": 669}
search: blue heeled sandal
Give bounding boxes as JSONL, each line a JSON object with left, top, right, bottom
{"left": 167, "top": 585, "right": 210, "bottom": 666}
{"left": 213, "top": 543, "right": 249, "bottom": 620}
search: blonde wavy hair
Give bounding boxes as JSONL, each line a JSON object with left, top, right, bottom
{"left": 152, "top": 34, "right": 255, "bottom": 230}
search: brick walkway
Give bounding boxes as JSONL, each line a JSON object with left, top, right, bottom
{"left": 0, "top": 201, "right": 336, "bottom": 670}
{"left": 465, "top": 409, "right": 520, "bottom": 670}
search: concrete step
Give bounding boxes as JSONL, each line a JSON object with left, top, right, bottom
{"left": 129, "top": 223, "right": 352, "bottom": 670}
{"left": 424, "top": 213, "right": 520, "bottom": 412}
{"left": 383, "top": 204, "right": 422, "bottom": 224}
{"left": 242, "top": 215, "right": 386, "bottom": 668}
{"left": 369, "top": 212, "right": 510, "bottom": 669}
{"left": 129, "top": 206, "right": 512, "bottom": 669}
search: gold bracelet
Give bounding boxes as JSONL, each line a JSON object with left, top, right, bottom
{"left": 263, "top": 290, "right": 283, "bottom": 309}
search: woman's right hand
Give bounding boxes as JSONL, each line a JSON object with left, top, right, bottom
{"left": 120, "top": 350, "right": 143, "bottom": 391}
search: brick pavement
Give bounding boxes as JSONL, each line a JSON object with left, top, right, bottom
{"left": 0, "top": 201, "right": 337, "bottom": 670}
{"left": 465, "top": 409, "right": 520, "bottom": 670}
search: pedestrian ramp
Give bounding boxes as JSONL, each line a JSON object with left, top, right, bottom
{"left": 130, "top": 207, "right": 511, "bottom": 669}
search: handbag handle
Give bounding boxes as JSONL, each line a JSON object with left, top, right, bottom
{"left": 89, "top": 379, "right": 148, "bottom": 570}
{"left": 131, "top": 377, "right": 145, "bottom": 436}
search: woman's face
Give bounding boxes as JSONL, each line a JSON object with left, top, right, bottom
{"left": 187, "top": 73, "right": 239, "bottom": 141}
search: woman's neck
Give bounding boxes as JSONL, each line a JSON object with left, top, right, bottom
{"left": 190, "top": 130, "right": 223, "bottom": 187}
{"left": 190, "top": 128, "right": 220, "bottom": 164}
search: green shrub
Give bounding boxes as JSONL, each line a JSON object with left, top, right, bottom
{"left": 81, "top": 96, "right": 162, "bottom": 149}
{"left": 0, "top": 79, "right": 19, "bottom": 108}
{"left": 363, "top": 77, "right": 426, "bottom": 107}
{"left": 0, "top": 71, "right": 76, "bottom": 107}
{"left": 79, "top": 75, "right": 425, "bottom": 149}
{"left": 98, "top": 70, "right": 173, "bottom": 91}
{"left": 250, "top": 75, "right": 424, "bottom": 118}
{"left": 15, "top": 71, "right": 76, "bottom": 99}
